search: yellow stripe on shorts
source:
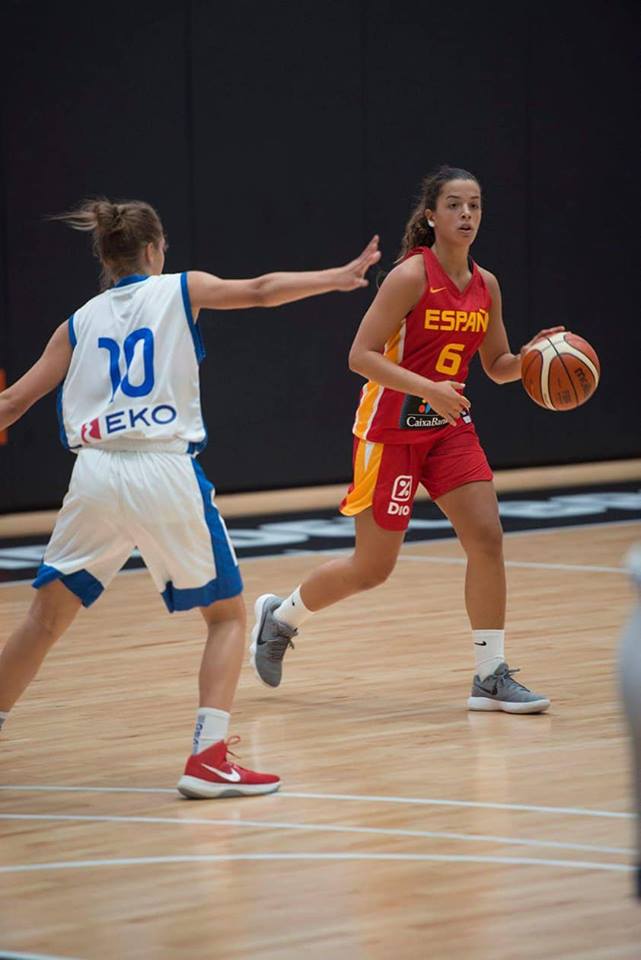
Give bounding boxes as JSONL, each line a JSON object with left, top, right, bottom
{"left": 340, "top": 439, "right": 384, "bottom": 516}
{"left": 352, "top": 380, "right": 382, "bottom": 438}
{"left": 352, "top": 320, "right": 406, "bottom": 440}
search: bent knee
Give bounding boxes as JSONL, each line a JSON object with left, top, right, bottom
{"left": 29, "top": 582, "right": 81, "bottom": 634}
{"left": 461, "top": 522, "right": 504, "bottom": 557}
{"left": 200, "top": 593, "right": 246, "bottom": 626}
{"left": 350, "top": 561, "right": 396, "bottom": 592}
{"left": 26, "top": 607, "right": 64, "bottom": 638}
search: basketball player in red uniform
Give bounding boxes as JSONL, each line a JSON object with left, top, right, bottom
{"left": 251, "top": 165, "right": 562, "bottom": 713}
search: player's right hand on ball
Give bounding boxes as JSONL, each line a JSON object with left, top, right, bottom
{"left": 423, "top": 381, "right": 471, "bottom": 427}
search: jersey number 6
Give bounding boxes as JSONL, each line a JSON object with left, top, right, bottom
{"left": 98, "top": 328, "right": 156, "bottom": 401}
{"left": 435, "top": 342, "right": 465, "bottom": 377}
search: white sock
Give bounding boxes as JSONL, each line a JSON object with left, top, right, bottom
{"left": 275, "top": 586, "right": 312, "bottom": 630}
{"left": 192, "top": 707, "right": 230, "bottom": 754}
{"left": 473, "top": 630, "right": 505, "bottom": 680}
{"left": 0, "top": 711, "right": 7, "bottom": 731}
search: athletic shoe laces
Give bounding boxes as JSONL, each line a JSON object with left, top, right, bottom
{"left": 220, "top": 736, "right": 250, "bottom": 772}
{"left": 224, "top": 735, "right": 241, "bottom": 752}
{"left": 267, "top": 635, "right": 295, "bottom": 661}
{"left": 493, "top": 665, "right": 531, "bottom": 695}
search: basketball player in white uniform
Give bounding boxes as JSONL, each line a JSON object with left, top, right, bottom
{"left": 0, "top": 198, "right": 380, "bottom": 797}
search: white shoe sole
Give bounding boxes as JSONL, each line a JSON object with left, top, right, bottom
{"left": 177, "top": 775, "right": 281, "bottom": 799}
{"left": 249, "top": 593, "right": 280, "bottom": 688}
{"left": 467, "top": 696, "right": 551, "bottom": 714}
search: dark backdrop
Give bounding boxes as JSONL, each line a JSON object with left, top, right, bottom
{"left": 1, "top": 0, "right": 639, "bottom": 512}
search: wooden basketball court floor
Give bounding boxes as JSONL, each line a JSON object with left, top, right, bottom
{"left": 1, "top": 464, "right": 640, "bottom": 959}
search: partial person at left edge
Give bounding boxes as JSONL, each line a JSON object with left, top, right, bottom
{"left": 0, "top": 197, "right": 381, "bottom": 797}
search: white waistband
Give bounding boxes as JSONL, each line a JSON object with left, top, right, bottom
{"left": 77, "top": 439, "right": 188, "bottom": 454}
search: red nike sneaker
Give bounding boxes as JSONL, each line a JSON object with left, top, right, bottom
{"left": 177, "top": 737, "right": 281, "bottom": 799}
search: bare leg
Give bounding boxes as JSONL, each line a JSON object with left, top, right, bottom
{"left": 435, "top": 481, "right": 505, "bottom": 629}
{"left": 198, "top": 594, "right": 246, "bottom": 711}
{"left": 180, "top": 593, "right": 281, "bottom": 798}
{"left": 619, "top": 603, "right": 641, "bottom": 892}
{"left": 0, "top": 581, "right": 82, "bottom": 712}
{"left": 251, "top": 511, "right": 404, "bottom": 691}
{"left": 299, "top": 508, "right": 405, "bottom": 611}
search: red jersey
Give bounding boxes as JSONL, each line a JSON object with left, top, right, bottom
{"left": 352, "top": 246, "right": 492, "bottom": 444}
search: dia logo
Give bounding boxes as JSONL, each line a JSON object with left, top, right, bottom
{"left": 388, "top": 475, "right": 412, "bottom": 516}
{"left": 388, "top": 502, "right": 410, "bottom": 516}
{"left": 391, "top": 475, "right": 412, "bottom": 502}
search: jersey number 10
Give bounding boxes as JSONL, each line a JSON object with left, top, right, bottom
{"left": 98, "top": 328, "right": 155, "bottom": 401}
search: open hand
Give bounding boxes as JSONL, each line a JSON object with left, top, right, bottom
{"left": 423, "top": 380, "right": 471, "bottom": 427}
{"left": 520, "top": 326, "right": 566, "bottom": 356}
{"left": 334, "top": 235, "right": 381, "bottom": 291}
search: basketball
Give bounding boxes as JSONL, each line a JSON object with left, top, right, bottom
{"left": 521, "top": 331, "right": 600, "bottom": 411}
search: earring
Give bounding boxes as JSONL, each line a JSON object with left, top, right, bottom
{"left": 427, "top": 219, "right": 435, "bottom": 228}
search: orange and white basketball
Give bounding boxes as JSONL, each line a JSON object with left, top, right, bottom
{"left": 521, "top": 331, "right": 600, "bottom": 411}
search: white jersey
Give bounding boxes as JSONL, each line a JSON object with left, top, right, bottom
{"left": 57, "top": 272, "right": 207, "bottom": 455}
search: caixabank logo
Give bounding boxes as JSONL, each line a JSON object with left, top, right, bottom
{"left": 388, "top": 475, "right": 413, "bottom": 516}
{"left": 400, "top": 393, "right": 471, "bottom": 429}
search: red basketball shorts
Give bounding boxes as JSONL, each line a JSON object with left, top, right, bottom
{"left": 340, "top": 423, "right": 493, "bottom": 532}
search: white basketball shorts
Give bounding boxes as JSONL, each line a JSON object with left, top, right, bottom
{"left": 33, "top": 448, "right": 242, "bottom": 611}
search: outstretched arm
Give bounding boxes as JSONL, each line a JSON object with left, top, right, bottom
{"left": 0, "top": 322, "right": 72, "bottom": 431}
{"left": 187, "top": 236, "right": 381, "bottom": 312}
{"left": 479, "top": 270, "right": 564, "bottom": 383}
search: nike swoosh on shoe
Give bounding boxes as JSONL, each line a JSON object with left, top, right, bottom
{"left": 201, "top": 763, "right": 242, "bottom": 782}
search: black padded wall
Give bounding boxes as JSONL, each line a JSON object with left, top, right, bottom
{"left": 1, "top": 0, "right": 639, "bottom": 511}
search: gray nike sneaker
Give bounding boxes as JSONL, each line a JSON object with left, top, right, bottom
{"left": 467, "top": 662, "right": 550, "bottom": 714}
{"left": 249, "top": 594, "right": 297, "bottom": 688}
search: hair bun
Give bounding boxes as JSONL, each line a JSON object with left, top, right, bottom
{"left": 52, "top": 197, "right": 164, "bottom": 289}
{"left": 93, "top": 200, "right": 120, "bottom": 235}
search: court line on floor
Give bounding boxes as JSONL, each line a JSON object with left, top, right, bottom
{"left": 0, "top": 852, "right": 632, "bottom": 874}
{"left": 0, "top": 952, "right": 82, "bottom": 960}
{"left": 398, "top": 556, "right": 626, "bottom": 574}
{"left": 212, "top": 518, "right": 641, "bottom": 565}
{"left": 1, "top": 812, "right": 631, "bottom": 856}
{"left": 1, "top": 518, "right": 639, "bottom": 589}
{"left": 280, "top": 791, "right": 635, "bottom": 819}
{"left": 0, "top": 785, "right": 634, "bottom": 819}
